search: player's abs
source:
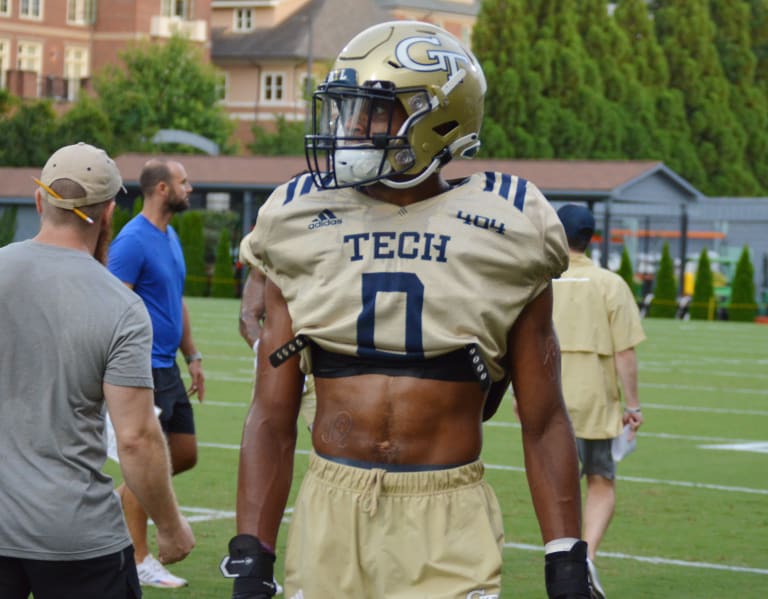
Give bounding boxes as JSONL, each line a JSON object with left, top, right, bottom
{"left": 311, "top": 374, "right": 485, "bottom": 467}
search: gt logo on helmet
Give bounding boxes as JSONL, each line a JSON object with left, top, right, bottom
{"left": 395, "top": 36, "right": 469, "bottom": 78}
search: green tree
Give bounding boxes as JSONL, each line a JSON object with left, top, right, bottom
{"left": 689, "top": 249, "right": 715, "bottom": 319}
{"left": 179, "top": 211, "right": 208, "bottom": 297}
{"left": 210, "top": 228, "right": 236, "bottom": 298}
{"left": 249, "top": 115, "right": 305, "bottom": 156}
{"left": 54, "top": 95, "right": 115, "bottom": 152}
{"left": 0, "top": 206, "right": 17, "bottom": 246}
{"left": 617, "top": 246, "right": 636, "bottom": 298}
{"left": 650, "top": 242, "right": 678, "bottom": 318}
{"left": 729, "top": 245, "right": 758, "bottom": 321}
{"left": 654, "top": 0, "right": 758, "bottom": 195}
{"left": 0, "top": 101, "right": 58, "bottom": 166}
{"left": 94, "top": 34, "right": 234, "bottom": 155}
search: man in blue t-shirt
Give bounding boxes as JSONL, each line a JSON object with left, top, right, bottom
{"left": 109, "top": 158, "right": 205, "bottom": 589}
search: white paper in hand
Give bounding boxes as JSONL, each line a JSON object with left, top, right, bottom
{"left": 611, "top": 424, "right": 637, "bottom": 462}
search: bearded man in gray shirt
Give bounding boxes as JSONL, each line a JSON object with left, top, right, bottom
{"left": 0, "top": 143, "right": 194, "bottom": 599}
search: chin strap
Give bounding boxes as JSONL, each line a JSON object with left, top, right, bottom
{"left": 381, "top": 132, "right": 480, "bottom": 189}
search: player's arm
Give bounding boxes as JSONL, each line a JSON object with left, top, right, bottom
{"left": 239, "top": 267, "right": 266, "bottom": 350}
{"left": 225, "top": 277, "right": 304, "bottom": 598}
{"left": 180, "top": 300, "right": 205, "bottom": 401}
{"left": 507, "top": 284, "right": 590, "bottom": 598}
{"left": 105, "top": 383, "right": 195, "bottom": 565}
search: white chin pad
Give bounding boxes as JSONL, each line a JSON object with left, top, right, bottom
{"left": 335, "top": 149, "right": 391, "bottom": 185}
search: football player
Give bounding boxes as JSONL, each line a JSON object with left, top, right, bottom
{"left": 223, "top": 20, "right": 592, "bottom": 599}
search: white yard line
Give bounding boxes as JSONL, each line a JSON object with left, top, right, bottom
{"left": 502, "top": 542, "right": 768, "bottom": 576}
{"left": 198, "top": 445, "right": 768, "bottom": 496}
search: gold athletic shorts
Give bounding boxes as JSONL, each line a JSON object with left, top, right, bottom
{"left": 284, "top": 452, "right": 504, "bottom": 598}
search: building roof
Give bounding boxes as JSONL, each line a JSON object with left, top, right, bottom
{"left": 375, "top": 0, "right": 481, "bottom": 17}
{"left": 212, "top": 0, "right": 390, "bottom": 62}
{"left": 0, "top": 155, "right": 673, "bottom": 199}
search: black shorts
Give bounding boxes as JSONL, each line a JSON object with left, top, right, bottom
{"left": 0, "top": 546, "right": 141, "bottom": 599}
{"left": 153, "top": 364, "right": 195, "bottom": 435}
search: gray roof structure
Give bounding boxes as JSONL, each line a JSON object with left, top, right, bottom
{"left": 2, "top": 155, "right": 767, "bottom": 294}
{"left": 375, "top": 0, "right": 481, "bottom": 16}
{"left": 212, "top": 0, "right": 390, "bottom": 62}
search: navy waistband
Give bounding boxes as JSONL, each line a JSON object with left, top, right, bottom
{"left": 315, "top": 452, "right": 471, "bottom": 472}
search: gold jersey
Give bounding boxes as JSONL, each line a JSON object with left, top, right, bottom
{"left": 245, "top": 171, "right": 568, "bottom": 381}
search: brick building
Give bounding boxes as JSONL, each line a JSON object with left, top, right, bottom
{"left": 0, "top": 1, "right": 210, "bottom": 104}
{"left": 0, "top": 0, "right": 480, "bottom": 145}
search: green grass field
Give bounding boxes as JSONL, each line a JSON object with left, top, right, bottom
{"left": 110, "top": 298, "right": 768, "bottom": 598}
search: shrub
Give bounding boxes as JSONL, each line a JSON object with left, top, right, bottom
{"left": 650, "top": 242, "right": 677, "bottom": 318}
{"left": 617, "top": 246, "right": 636, "bottom": 298}
{"left": 0, "top": 206, "right": 17, "bottom": 247}
{"left": 689, "top": 249, "right": 715, "bottom": 320}
{"left": 729, "top": 245, "right": 758, "bottom": 322}
{"left": 210, "top": 228, "right": 236, "bottom": 298}
{"left": 179, "top": 211, "right": 208, "bottom": 296}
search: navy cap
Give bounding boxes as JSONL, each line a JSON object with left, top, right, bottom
{"left": 557, "top": 204, "right": 595, "bottom": 242}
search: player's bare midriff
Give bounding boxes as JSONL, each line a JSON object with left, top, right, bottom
{"left": 311, "top": 374, "right": 485, "bottom": 466}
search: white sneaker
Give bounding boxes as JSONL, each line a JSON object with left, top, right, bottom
{"left": 136, "top": 554, "right": 188, "bottom": 588}
{"left": 587, "top": 558, "right": 606, "bottom": 599}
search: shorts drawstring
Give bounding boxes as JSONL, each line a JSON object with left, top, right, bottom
{"left": 359, "top": 468, "right": 386, "bottom": 517}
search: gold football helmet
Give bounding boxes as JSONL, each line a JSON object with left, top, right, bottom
{"left": 305, "top": 20, "right": 487, "bottom": 189}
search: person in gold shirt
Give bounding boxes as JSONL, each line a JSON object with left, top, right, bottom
{"left": 553, "top": 204, "right": 647, "bottom": 599}
{"left": 222, "top": 21, "right": 593, "bottom": 599}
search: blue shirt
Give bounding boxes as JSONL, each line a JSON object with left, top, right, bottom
{"left": 108, "top": 214, "right": 186, "bottom": 367}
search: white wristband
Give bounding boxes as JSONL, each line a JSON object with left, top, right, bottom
{"left": 253, "top": 339, "right": 259, "bottom": 354}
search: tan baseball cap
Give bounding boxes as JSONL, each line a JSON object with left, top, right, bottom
{"left": 38, "top": 142, "right": 125, "bottom": 209}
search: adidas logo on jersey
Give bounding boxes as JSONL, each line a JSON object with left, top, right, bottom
{"left": 308, "top": 209, "right": 342, "bottom": 229}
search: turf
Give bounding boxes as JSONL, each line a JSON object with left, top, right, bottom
{"left": 107, "top": 298, "right": 768, "bottom": 598}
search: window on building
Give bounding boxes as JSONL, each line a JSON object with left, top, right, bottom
{"left": 234, "top": 8, "right": 253, "bottom": 32}
{"left": 0, "top": 39, "right": 9, "bottom": 89}
{"left": 0, "top": 1, "right": 11, "bottom": 18}
{"left": 20, "top": 0, "right": 42, "bottom": 19}
{"left": 17, "top": 41, "right": 42, "bottom": 73}
{"left": 161, "top": 0, "right": 189, "bottom": 19}
{"left": 217, "top": 72, "right": 228, "bottom": 101}
{"left": 67, "top": 0, "right": 96, "bottom": 25}
{"left": 261, "top": 72, "right": 284, "bottom": 103}
{"left": 64, "top": 46, "right": 89, "bottom": 100}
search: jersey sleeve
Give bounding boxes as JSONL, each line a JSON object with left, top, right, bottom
{"left": 247, "top": 178, "right": 297, "bottom": 280}
{"left": 104, "top": 298, "right": 154, "bottom": 389}
{"left": 108, "top": 230, "right": 144, "bottom": 286}
{"left": 239, "top": 230, "right": 264, "bottom": 274}
{"left": 521, "top": 181, "right": 570, "bottom": 283}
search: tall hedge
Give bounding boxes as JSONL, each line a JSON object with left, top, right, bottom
{"left": 179, "top": 211, "right": 207, "bottom": 297}
{"left": 0, "top": 206, "right": 17, "bottom": 247}
{"left": 689, "top": 249, "right": 715, "bottom": 320}
{"left": 617, "top": 246, "right": 636, "bottom": 298}
{"left": 729, "top": 245, "right": 758, "bottom": 322}
{"left": 650, "top": 242, "right": 678, "bottom": 318}
{"left": 210, "top": 228, "right": 236, "bottom": 298}
{"left": 111, "top": 204, "right": 131, "bottom": 240}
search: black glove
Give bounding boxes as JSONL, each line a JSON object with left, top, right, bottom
{"left": 545, "top": 540, "right": 592, "bottom": 598}
{"left": 220, "top": 534, "right": 277, "bottom": 599}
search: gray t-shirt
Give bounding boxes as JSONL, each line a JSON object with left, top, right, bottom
{"left": 0, "top": 240, "right": 154, "bottom": 560}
